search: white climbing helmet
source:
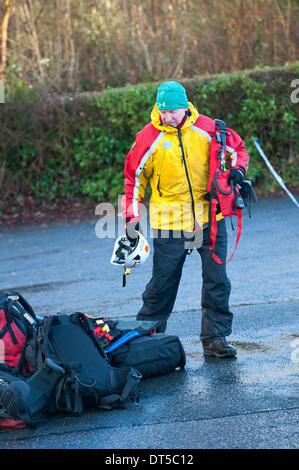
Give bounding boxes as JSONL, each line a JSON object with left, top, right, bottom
{"left": 110, "top": 231, "right": 150, "bottom": 268}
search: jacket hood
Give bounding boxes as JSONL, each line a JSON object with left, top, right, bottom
{"left": 151, "top": 101, "right": 199, "bottom": 133}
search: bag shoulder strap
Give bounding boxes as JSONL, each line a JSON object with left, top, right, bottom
{"left": 30, "top": 315, "right": 57, "bottom": 369}
{"left": 208, "top": 120, "right": 242, "bottom": 265}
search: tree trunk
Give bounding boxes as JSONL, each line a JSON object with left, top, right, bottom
{"left": 65, "top": 0, "right": 76, "bottom": 90}
{"left": 22, "top": 0, "right": 45, "bottom": 83}
{"left": 0, "top": 0, "right": 14, "bottom": 82}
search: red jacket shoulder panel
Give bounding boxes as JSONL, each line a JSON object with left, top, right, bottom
{"left": 193, "top": 114, "right": 216, "bottom": 138}
{"left": 125, "top": 122, "right": 160, "bottom": 178}
{"left": 136, "top": 122, "right": 161, "bottom": 146}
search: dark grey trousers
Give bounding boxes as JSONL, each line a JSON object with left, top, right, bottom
{"left": 136, "top": 219, "right": 233, "bottom": 342}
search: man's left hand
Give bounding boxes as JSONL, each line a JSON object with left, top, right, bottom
{"left": 227, "top": 168, "right": 245, "bottom": 186}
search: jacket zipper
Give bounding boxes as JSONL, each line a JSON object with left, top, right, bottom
{"left": 178, "top": 130, "right": 196, "bottom": 231}
{"left": 157, "top": 175, "right": 162, "bottom": 197}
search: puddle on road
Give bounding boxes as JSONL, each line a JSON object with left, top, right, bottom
{"left": 182, "top": 337, "right": 271, "bottom": 365}
{"left": 279, "top": 333, "right": 299, "bottom": 341}
{"left": 180, "top": 335, "right": 298, "bottom": 393}
{"left": 230, "top": 341, "right": 271, "bottom": 353}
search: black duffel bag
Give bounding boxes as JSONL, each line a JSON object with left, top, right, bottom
{"left": 107, "top": 333, "right": 186, "bottom": 379}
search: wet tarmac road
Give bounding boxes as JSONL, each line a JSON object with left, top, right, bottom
{"left": 0, "top": 196, "right": 298, "bottom": 449}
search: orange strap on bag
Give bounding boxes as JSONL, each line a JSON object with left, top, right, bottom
{"left": 209, "top": 196, "right": 242, "bottom": 264}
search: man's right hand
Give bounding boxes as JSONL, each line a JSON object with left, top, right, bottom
{"left": 126, "top": 221, "right": 140, "bottom": 244}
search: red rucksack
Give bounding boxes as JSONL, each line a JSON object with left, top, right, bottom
{"left": 0, "top": 292, "right": 37, "bottom": 377}
{"left": 207, "top": 120, "right": 256, "bottom": 264}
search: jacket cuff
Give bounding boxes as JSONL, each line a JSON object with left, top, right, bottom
{"left": 123, "top": 216, "right": 140, "bottom": 227}
{"left": 236, "top": 165, "right": 247, "bottom": 176}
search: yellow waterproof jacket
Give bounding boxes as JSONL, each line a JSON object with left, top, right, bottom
{"left": 123, "top": 102, "right": 248, "bottom": 232}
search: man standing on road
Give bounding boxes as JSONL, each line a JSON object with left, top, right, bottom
{"left": 121, "top": 81, "right": 249, "bottom": 358}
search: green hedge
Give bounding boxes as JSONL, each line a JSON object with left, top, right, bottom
{"left": 1, "top": 62, "right": 298, "bottom": 205}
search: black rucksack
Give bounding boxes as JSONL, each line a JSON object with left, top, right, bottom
{"left": 25, "top": 312, "right": 141, "bottom": 415}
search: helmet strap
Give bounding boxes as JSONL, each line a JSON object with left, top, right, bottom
{"left": 122, "top": 267, "right": 131, "bottom": 287}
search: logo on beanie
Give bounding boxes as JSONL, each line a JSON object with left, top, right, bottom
{"left": 158, "top": 102, "right": 166, "bottom": 108}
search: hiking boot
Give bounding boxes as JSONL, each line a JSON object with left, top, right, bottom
{"left": 203, "top": 337, "right": 237, "bottom": 358}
